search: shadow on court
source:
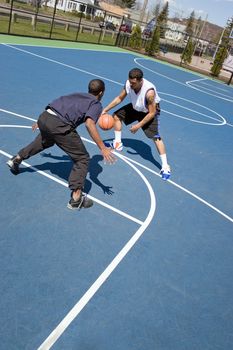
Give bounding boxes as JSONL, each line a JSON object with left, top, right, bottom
{"left": 19, "top": 153, "right": 114, "bottom": 195}
{"left": 104, "top": 137, "right": 161, "bottom": 170}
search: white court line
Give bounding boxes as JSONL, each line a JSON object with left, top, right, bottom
{"left": 134, "top": 57, "right": 233, "bottom": 103}
{"left": 0, "top": 149, "right": 143, "bottom": 225}
{"left": 0, "top": 125, "right": 32, "bottom": 128}
{"left": 1, "top": 46, "right": 232, "bottom": 349}
{"left": 1, "top": 41, "right": 130, "bottom": 54}
{"left": 1, "top": 110, "right": 232, "bottom": 223}
{"left": 2, "top": 44, "right": 123, "bottom": 86}
{"left": 0, "top": 108, "right": 36, "bottom": 122}
{"left": 161, "top": 93, "right": 226, "bottom": 125}
{"left": 2, "top": 46, "right": 230, "bottom": 127}
{"left": 35, "top": 154, "right": 156, "bottom": 350}
{"left": 186, "top": 81, "right": 233, "bottom": 101}
{"left": 117, "top": 153, "right": 233, "bottom": 224}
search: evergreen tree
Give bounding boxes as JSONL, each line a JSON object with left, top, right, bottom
{"left": 211, "top": 17, "right": 233, "bottom": 76}
{"left": 145, "top": 24, "right": 160, "bottom": 56}
{"left": 121, "top": 0, "right": 136, "bottom": 9}
{"left": 129, "top": 25, "right": 142, "bottom": 49}
{"left": 185, "top": 10, "right": 195, "bottom": 36}
{"left": 181, "top": 38, "right": 194, "bottom": 64}
{"left": 152, "top": 2, "right": 161, "bottom": 20}
{"left": 157, "top": 1, "right": 169, "bottom": 38}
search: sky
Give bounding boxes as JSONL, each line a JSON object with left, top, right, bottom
{"left": 146, "top": 0, "right": 233, "bottom": 28}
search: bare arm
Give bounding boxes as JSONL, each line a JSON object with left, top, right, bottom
{"left": 85, "top": 118, "right": 116, "bottom": 163}
{"left": 102, "top": 88, "right": 127, "bottom": 114}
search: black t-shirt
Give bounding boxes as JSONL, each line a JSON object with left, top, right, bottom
{"left": 47, "top": 92, "right": 102, "bottom": 128}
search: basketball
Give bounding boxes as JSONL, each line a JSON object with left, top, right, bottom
{"left": 98, "top": 114, "right": 114, "bottom": 130}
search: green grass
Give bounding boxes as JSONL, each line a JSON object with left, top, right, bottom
{"left": 0, "top": 16, "right": 117, "bottom": 45}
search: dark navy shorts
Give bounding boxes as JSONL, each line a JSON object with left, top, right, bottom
{"left": 114, "top": 103, "right": 161, "bottom": 139}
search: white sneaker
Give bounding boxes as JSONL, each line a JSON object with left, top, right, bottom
{"left": 104, "top": 140, "right": 123, "bottom": 152}
{"left": 160, "top": 165, "right": 171, "bottom": 180}
{"left": 113, "top": 140, "right": 123, "bottom": 152}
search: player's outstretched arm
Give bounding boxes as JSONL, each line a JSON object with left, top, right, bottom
{"left": 85, "top": 118, "right": 116, "bottom": 164}
{"left": 102, "top": 88, "right": 127, "bottom": 114}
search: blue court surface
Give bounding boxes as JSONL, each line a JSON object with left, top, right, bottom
{"left": 0, "top": 40, "right": 233, "bottom": 350}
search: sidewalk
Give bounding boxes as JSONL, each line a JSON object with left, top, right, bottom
{"left": 160, "top": 51, "right": 232, "bottom": 82}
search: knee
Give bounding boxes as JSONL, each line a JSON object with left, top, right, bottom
{"left": 113, "top": 113, "right": 122, "bottom": 122}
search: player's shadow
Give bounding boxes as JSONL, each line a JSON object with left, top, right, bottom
{"left": 20, "top": 153, "right": 114, "bottom": 195}
{"left": 105, "top": 137, "right": 161, "bottom": 170}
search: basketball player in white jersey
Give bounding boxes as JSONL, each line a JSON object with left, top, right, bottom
{"left": 102, "top": 68, "right": 171, "bottom": 180}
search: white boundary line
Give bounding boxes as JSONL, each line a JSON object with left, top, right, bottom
{"left": 134, "top": 57, "right": 233, "bottom": 103}
{"left": 0, "top": 149, "right": 143, "bottom": 225}
{"left": 1, "top": 44, "right": 232, "bottom": 349}
{"left": 1, "top": 46, "right": 230, "bottom": 126}
{"left": 1, "top": 109, "right": 232, "bottom": 223}
{"left": 0, "top": 41, "right": 130, "bottom": 54}
{"left": 2, "top": 44, "right": 123, "bottom": 86}
{"left": 36, "top": 155, "right": 156, "bottom": 350}
{"left": 118, "top": 153, "right": 233, "bottom": 224}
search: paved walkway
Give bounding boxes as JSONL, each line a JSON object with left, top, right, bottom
{"left": 162, "top": 51, "right": 232, "bottom": 82}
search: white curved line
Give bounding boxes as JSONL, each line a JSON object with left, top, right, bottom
{"left": 118, "top": 153, "right": 233, "bottom": 224}
{"left": 162, "top": 109, "right": 225, "bottom": 125}
{"left": 186, "top": 81, "right": 233, "bottom": 103}
{"left": 162, "top": 99, "right": 225, "bottom": 124}
{"left": 160, "top": 93, "right": 226, "bottom": 125}
{"left": 37, "top": 154, "right": 156, "bottom": 350}
{"left": 188, "top": 81, "right": 233, "bottom": 99}
{"left": 134, "top": 57, "right": 233, "bottom": 103}
{"left": 0, "top": 148, "right": 143, "bottom": 225}
{"left": 134, "top": 57, "right": 186, "bottom": 86}
{"left": 0, "top": 115, "right": 232, "bottom": 223}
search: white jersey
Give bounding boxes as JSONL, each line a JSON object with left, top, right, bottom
{"left": 125, "top": 78, "right": 161, "bottom": 113}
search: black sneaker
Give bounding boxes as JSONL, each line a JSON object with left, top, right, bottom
{"left": 7, "top": 156, "right": 22, "bottom": 174}
{"left": 67, "top": 193, "right": 93, "bottom": 210}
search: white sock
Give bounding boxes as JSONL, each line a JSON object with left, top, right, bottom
{"left": 114, "top": 131, "right": 122, "bottom": 143}
{"left": 160, "top": 154, "right": 168, "bottom": 168}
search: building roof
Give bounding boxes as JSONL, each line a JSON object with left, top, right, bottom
{"left": 99, "top": 1, "right": 129, "bottom": 17}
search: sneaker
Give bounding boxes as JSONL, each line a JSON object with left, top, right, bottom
{"left": 7, "top": 156, "right": 22, "bottom": 174}
{"left": 67, "top": 193, "right": 93, "bottom": 210}
{"left": 104, "top": 140, "right": 123, "bottom": 152}
{"left": 160, "top": 165, "right": 171, "bottom": 181}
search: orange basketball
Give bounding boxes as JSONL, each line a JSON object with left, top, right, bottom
{"left": 98, "top": 114, "right": 114, "bottom": 130}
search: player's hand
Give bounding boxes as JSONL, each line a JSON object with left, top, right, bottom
{"left": 101, "top": 147, "right": 116, "bottom": 164}
{"left": 32, "top": 122, "right": 38, "bottom": 132}
{"left": 130, "top": 123, "right": 140, "bottom": 134}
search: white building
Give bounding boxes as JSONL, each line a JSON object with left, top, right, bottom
{"left": 46, "top": 0, "right": 100, "bottom": 17}
{"left": 165, "top": 20, "right": 186, "bottom": 42}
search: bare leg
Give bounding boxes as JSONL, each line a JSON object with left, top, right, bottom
{"left": 153, "top": 138, "right": 166, "bottom": 156}
{"left": 113, "top": 114, "right": 122, "bottom": 132}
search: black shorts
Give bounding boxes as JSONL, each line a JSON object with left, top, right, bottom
{"left": 114, "top": 103, "right": 161, "bottom": 139}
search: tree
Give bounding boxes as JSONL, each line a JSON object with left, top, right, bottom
{"left": 185, "top": 10, "right": 195, "bottom": 36}
{"left": 152, "top": 1, "right": 161, "bottom": 20}
{"left": 211, "top": 17, "right": 233, "bottom": 76}
{"left": 157, "top": 1, "right": 169, "bottom": 38}
{"left": 129, "top": 25, "right": 142, "bottom": 49}
{"left": 121, "top": 0, "right": 137, "bottom": 9}
{"left": 181, "top": 38, "right": 194, "bottom": 64}
{"left": 145, "top": 24, "right": 160, "bottom": 56}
